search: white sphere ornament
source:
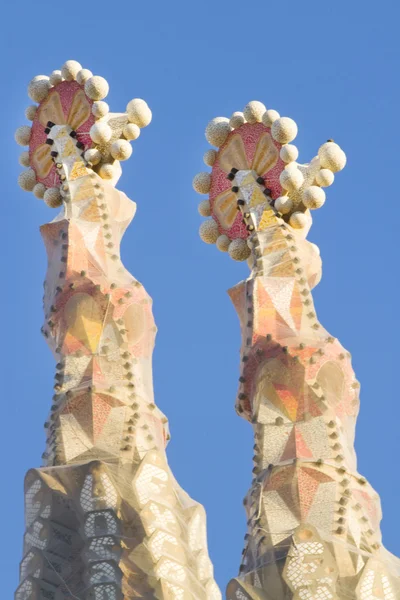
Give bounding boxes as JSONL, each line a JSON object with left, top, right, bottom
{"left": 15, "top": 126, "right": 32, "bottom": 146}
{"left": 205, "top": 117, "right": 231, "bottom": 147}
{"left": 61, "top": 60, "right": 82, "bottom": 81}
{"left": 280, "top": 144, "right": 298, "bottom": 164}
{"left": 19, "top": 151, "right": 30, "bottom": 167}
{"left": 28, "top": 76, "right": 50, "bottom": 103}
{"left": 289, "top": 211, "right": 308, "bottom": 229}
{"left": 280, "top": 164, "right": 304, "bottom": 191}
{"left": 230, "top": 112, "right": 245, "bottom": 129}
{"left": 33, "top": 183, "right": 46, "bottom": 199}
{"left": 262, "top": 109, "right": 280, "bottom": 127}
{"left": 25, "top": 105, "right": 37, "bottom": 121}
{"left": 49, "top": 70, "right": 63, "bottom": 86}
{"left": 318, "top": 142, "right": 346, "bottom": 173}
{"left": 199, "top": 219, "right": 219, "bottom": 244}
{"left": 18, "top": 168, "right": 36, "bottom": 191}
{"left": 85, "top": 76, "right": 109, "bottom": 101}
{"left": 303, "top": 186, "right": 326, "bottom": 210}
{"left": 203, "top": 149, "right": 217, "bottom": 167}
{"left": 316, "top": 168, "right": 335, "bottom": 187}
{"left": 84, "top": 148, "right": 102, "bottom": 166}
{"left": 275, "top": 196, "right": 293, "bottom": 215}
{"left": 126, "top": 99, "right": 152, "bottom": 128}
{"left": 243, "top": 101, "right": 266, "bottom": 124}
{"left": 99, "top": 163, "right": 115, "bottom": 180}
{"left": 91, "top": 101, "right": 109, "bottom": 119}
{"left": 44, "top": 187, "right": 62, "bottom": 208}
{"left": 111, "top": 139, "right": 132, "bottom": 161}
{"left": 193, "top": 172, "right": 211, "bottom": 194}
{"left": 198, "top": 199, "right": 211, "bottom": 217}
{"left": 76, "top": 69, "right": 93, "bottom": 85}
{"left": 229, "top": 238, "right": 251, "bottom": 261}
{"left": 216, "top": 234, "right": 231, "bottom": 252}
{"left": 271, "top": 117, "right": 298, "bottom": 144}
{"left": 90, "top": 122, "right": 112, "bottom": 144}
{"left": 123, "top": 123, "right": 141, "bottom": 141}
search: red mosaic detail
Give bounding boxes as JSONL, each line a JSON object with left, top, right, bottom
{"left": 30, "top": 81, "right": 95, "bottom": 187}
{"left": 209, "top": 123, "right": 285, "bottom": 240}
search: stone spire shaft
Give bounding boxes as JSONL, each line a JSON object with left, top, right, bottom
{"left": 15, "top": 60, "right": 220, "bottom": 600}
{"left": 194, "top": 102, "right": 400, "bottom": 600}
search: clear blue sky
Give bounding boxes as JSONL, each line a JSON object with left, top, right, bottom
{"left": 1, "top": 0, "right": 399, "bottom": 596}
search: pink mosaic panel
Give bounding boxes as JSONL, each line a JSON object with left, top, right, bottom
{"left": 209, "top": 122, "right": 286, "bottom": 240}
{"left": 30, "top": 81, "right": 95, "bottom": 187}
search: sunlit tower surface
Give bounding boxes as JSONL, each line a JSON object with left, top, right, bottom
{"left": 194, "top": 101, "right": 400, "bottom": 600}
{"left": 14, "top": 60, "right": 220, "bottom": 600}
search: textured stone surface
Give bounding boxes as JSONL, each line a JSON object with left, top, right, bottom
{"left": 16, "top": 75, "right": 220, "bottom": 600}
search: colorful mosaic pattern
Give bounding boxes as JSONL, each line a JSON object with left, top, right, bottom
{"left": 210, "top": 123, "right": 284, "bottom": 239}
{"left": 16, "top": 87, "right": 220, "bottom": 599}
{"left": 217, "top": 125, "right": 400, "bottom": 600}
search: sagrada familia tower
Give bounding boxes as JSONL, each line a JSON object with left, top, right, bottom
{"left": 14, "top": 61, "right": 400, "bottom": 600}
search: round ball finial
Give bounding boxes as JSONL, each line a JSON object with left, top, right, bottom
{"left": 216, "top": 234, "right": 231, "bottom": 252}
{"left": 44, "top": 187, "right": 62, "bottom": 208}
{"left": 303, "top": 186, "right": 326, "bottom": 210}
{"left": 33, "top": 183, "right": 46, "bottom": 199}
{"left": 15, "top": 126, "right": 31, "bottom": 146}
{"left": 49, "top": 70, "right": 63, "bottom": 86}
{"left": 18, "top": 168, "right": 36, "bottom": 192}
{"left": 28, "top": 75, "right": 50, "bottom": 103}
{"left": 205, "top": 117, "right": 231, "bottom": 147}
{"left": 85, "top": 76, "right": 109, "bottom": 101}
{"left": 198, "top": 200, "right": 211, "bottom": 217}
{"left": 91, "top": 101, "right": 109, "bottom": 119}
{"left": 25, "top": 105, "right": 37, "bottom": 121}
{"left": 123, "top": 123, "right": 141, "bottom": 141}
{"left": 230, "top": 112, "right": 245, "bottom": 129}
{"left": 199, "top": 219, "right": 219, "bottom": 244}
{"left": 243, "top": 101, "right": 266, "bottom": 124}
{"left": 76, "top": 69, "right": 93, "bottom": 85}
{"left": 289, "top": 211, "right": 308, "bottom": 229}
{"left": 203, "top": 149, "right": 217, "bottom": 167}
{"left": 19, "top": 152, "right": 30, "bottom": 167}
{"left": 99, "top": 163, "right": 115, "bottom": 180}
{"left": 84, "top": 148, "right": 102, "bottom": 166}
{"left": 316, "top": 169, "right": 335, "bottom": 187}
{"left": 126, "top": 99, "right": 152, "bottom": 128}
{"left": 280, "top": 164, "right": 304, "bottom": 191}
{"left": 61, "top": 60, "right": 82, "bottom": 81}
{"left": 111, "top": 139, "right": 133, "bottom": 161}
{"left": 271, "top": 117, "right": 298, "bottom": 144}
{"left": 228, "top": 238, "right": 251, "bottom": 261}
{"left": 262, "top": 109, "right": 280, "bottom": 127}
{"left": 318, "top": 142, "right": 346, "bottom": 173}
{"left": 90, "top": 122, "right": 112, "bottom": 144}
{"left": 275, "top": 196, "right": 293, "bottom": 215}
{"left": 280, "top": 144, "right": 298, "bottom": 164}
{"left": 193, "top": 172, "right": 211, "bottom": 194}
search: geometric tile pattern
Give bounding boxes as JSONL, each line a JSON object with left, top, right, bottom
{"left": 16, "top": 119, "right": 220, "bottom": 598}
{"left": 223, "top": 126, "right": 400, "bottom": 599}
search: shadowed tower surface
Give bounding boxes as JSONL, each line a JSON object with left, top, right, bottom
{"left": 14, "top": 60, "right": 220, "bottom": 600}
{"left": 194, "top": 102, "right": 400, "bottom": 600}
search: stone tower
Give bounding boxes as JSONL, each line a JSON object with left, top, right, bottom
{"left": 15, "top": 60, "right": 220, "bottom": 600}
{"left": 194, "top": 101, "right": 400, "bottom": 600}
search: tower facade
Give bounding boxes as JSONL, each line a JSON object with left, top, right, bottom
{"left": 15, "top": 60, "right": 220, "bottom": 600}
{"left": 194, "top": 102, "right": 400, "bottom": 600}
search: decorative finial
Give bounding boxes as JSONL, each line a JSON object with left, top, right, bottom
{"left": 194, "top": 101, "right": 346, "bottom": 261}
{"left": 16, "top": 59, "right": 152, "bottom": 204}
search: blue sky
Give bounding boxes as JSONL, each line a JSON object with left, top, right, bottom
{"left": 1, "top": 0, "right": 400, "bottom": 595}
